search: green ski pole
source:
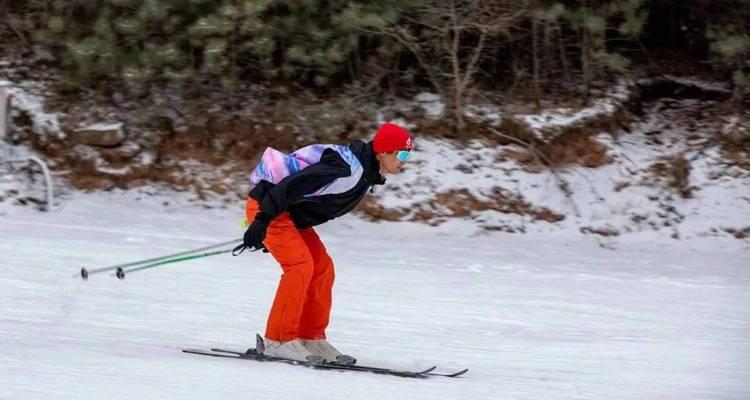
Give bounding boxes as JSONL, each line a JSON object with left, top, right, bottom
{"left": 79, "top": 239, "right": 242, "bottom": 280}
{"left": 114, "top": 248, "right": 235, "bottom": 279}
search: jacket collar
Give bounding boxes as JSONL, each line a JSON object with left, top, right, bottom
{"left": 350, "top": 140, "right": 386, "bottom": 185}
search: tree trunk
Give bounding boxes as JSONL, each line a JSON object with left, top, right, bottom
{"left": 449, "top": 1, "right": 465, "bottom": 132}
{"left": 558, "top": 24, "right": 571, "bottom": 83}
{"left": 543, "top": 19, "right": 551, "bottom": 85}
{"left": 581, "top": 26, "right": 591, "bottom": 99}
{"left": 532, "top": 17, "right": 542, "bottom": 109}
{"left": 453, "top": 90, "right": 465, "bottom": 132}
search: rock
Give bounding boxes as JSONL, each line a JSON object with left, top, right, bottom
{"left": 99, "top": 141, "right": 141, "bottom": 164}
{"left": 72, "top": 122, "right": 125, "bottom": 147}
{"left": 117, "top": 141, "right": 141, "bottom": 159}
{"left": 72, "top": 144, "right": 100, "bottom": 162}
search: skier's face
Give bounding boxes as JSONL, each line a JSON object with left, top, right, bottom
{"left": 377, "top": 151, "right": 406, "bottom": 175}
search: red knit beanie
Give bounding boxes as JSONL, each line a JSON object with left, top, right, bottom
{"left": 372, "top": 123, "right": 413, "bottom": 153}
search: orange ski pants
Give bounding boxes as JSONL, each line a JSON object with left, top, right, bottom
{"left": 246, "top": 199, "right": 335, "bottom": 342}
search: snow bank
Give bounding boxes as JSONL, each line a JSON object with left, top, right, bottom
{"left": 373, "top": 82, "right": 749, "bottom": 243}
{"left": 8, "top": 81, "right": 64, "bottom": 140}
{"left": 518, "top": 81, "right": 631, "bottom": 140}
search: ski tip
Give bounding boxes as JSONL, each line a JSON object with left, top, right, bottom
{"left": 445, "top": 368, "right": 469, "bottom": 377}
{"left": 428, "top": 368, "right": 469, "bottom": 378}
{"left": 418, "top": 365, "right": 438, "bottom": 375}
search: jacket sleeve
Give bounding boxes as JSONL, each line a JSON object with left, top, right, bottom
{"left": 256, "top": 148, "right": 351, "bottom": 219}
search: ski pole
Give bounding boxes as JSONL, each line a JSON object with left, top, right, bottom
{"left": 114, "top": 247, "right": 262, "bottom": 279}
{"left": 79, "top": 238, "right": 242, "bottom": 280}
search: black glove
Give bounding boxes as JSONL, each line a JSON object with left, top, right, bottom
{"left": 243, "top": 212, "right": 272, "bottom": 251}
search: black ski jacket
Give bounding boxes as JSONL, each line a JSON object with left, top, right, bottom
{"left": 248, "top": 140, "right": 386, "bottom": 228}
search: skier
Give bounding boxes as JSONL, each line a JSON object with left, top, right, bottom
{"left": 236, "top": 123, "right": 413, "bottom": 365}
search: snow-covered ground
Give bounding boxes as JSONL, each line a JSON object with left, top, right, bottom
{"left": 377, "top": 93, "right": 750, "bottom": 241}
{"left": 1, "top": 191, "right": 748, "bottom": 400}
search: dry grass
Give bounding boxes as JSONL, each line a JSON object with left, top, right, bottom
{"left": 650, "top": 153, "right": 693, "bottom": 198}
{"left": 354, "top": 196, "right": 408, "bottom": 221}
{"left": 719, "top": 130, "right": 750, "bottom": 171}
{"left": 723, "top": 227, "right": 750, "bottom": 239}
{"left": 355, "top": 187, "right": 564, "bottom": 227}
{"left": 580, "top": 226, "right": 620, "bottom": 237}
{"left": 538, "top": 130, "right": 611, "bottom": 168}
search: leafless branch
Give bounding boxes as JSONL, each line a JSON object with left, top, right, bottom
{"left": 489, "top": 127, "right": 581, "bottom": 217}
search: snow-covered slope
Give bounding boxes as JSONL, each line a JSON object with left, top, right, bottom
{"left": 372, "top": 128, "right": 750, "bottom": 241}
{"left": 3, "top": 76, "right": 748, "bottom": 243}
{"left": 375, "top": 85, "right": 749, "bottom": 242}
{"left": 1, "top": 192, "right": 748, "bottom": 400}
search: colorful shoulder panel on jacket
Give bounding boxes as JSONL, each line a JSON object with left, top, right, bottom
{"left": 250, "top": 144, "right": 363, "bottom": 196}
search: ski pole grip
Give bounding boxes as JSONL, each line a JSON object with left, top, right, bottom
{"left": 232, "top": 243, "right": 247, "bottom": 256}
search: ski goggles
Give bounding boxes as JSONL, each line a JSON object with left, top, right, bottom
{"left": 396, "top": 150, "right": 411, "bottom": 162}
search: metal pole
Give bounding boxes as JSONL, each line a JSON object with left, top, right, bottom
{"left": 78, "top": 238, "right": 242, "bottom": 280}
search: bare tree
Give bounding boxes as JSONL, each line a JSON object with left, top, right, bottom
{"left": 380, "top": 0, "right": 528, "bottom": 131}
